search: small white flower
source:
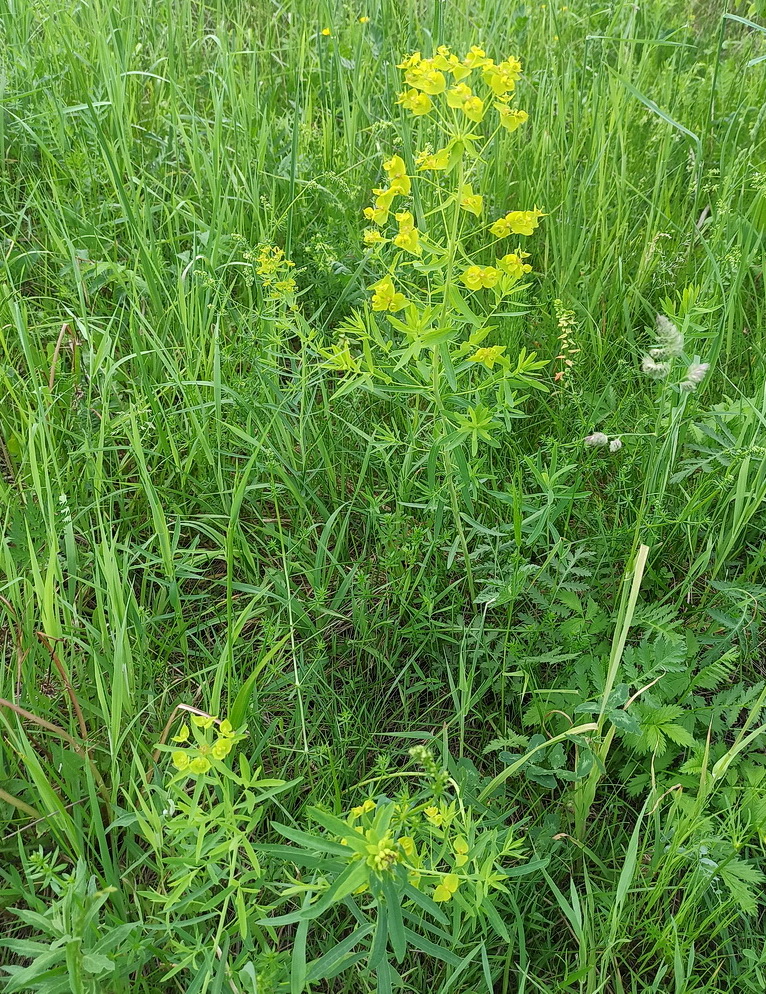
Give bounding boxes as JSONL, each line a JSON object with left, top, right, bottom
{"left": 609, "top": 438, "right": 622, "bottom": 452}
{"left": 584, "top": 432, "right": 609, "bottom": 447}
{"left": 641, "top": 355, "right": 670, "bottom": 379}
{"left": 655, "top": 314, "right": 684, "bottom": 358}
{"left": 679, "top": 362, "right": 709, "bottom": 391}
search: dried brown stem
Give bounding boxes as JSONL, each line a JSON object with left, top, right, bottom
{"left": 36, "top": 632, "right": 89, "bottom": 742}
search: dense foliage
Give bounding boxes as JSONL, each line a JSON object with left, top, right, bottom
{"left": 1, "top": 0, "right": 766, "bottom": 991}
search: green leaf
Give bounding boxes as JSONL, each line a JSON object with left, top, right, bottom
{"left": 271, "top": 823, "right": 351, "bottom": 856}
{"left": 401, "top": 927, "right": 463, "bottom": 966}
{"left": 608, "top": 709, "right": 642, "bottom": 736}
{"left": 230, "top": 633, "right": 291, "bottom": 728}
{"left": 381, "top": 876, "right": 406, "bottom": 963}
{"left": 262, "top": 861, "right": 369, "bottom": 925}
{"left": 82, "top": 953, "right": 115, "bottom": 975}
{"left": 304, "top": 924, "right": 375, "bottom": 984}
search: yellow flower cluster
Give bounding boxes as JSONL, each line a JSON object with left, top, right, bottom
{"left": 336, "top": 795, "right": 475, "bottom": 905}
{"left": 462, "top": 265, "right": 500, "bottom": 290}
{"left": 170, "top": 715, "right": 237, "bottom": 776}
{"left": 468, "top": 345, "right": 507, "bottom": 369}
{"left": 415, "top": 146, "right": 450, "bottom": 170}
{"left": 255, "top": 245, "right": 292, "bottom": 276}
{"left": 433, "top": 872, "right": 460, "bottom": 902}
{"left": 254, "top": 244, "right": 297, "bottom": 299}
{"left": 363, "top": 46, "right": 542, "bottom": 322}
{"left": 393, "top": 210, "right": 420, "bottom": 254}
{"left": 498, "top": 250, "right": 532, "bottom": 278}
{"left": 395, "top": 46, "right": 527, "bottom": 130}
{"left": 371, "top": 276, "right": 407, "bottom": 312}
{"left": 364, "top": 154, "right": 413, "bottom": 226}
{"left": 491, "top": 209, "right": 545, "bottom": 238}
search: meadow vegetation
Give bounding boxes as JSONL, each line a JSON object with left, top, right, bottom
{"left": 1, "top": 0, "right": 766, "bottom": 990}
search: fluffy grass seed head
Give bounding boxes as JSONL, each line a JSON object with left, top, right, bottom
{"left": 679, "top": 362, "right": 709, "bottom": 392}
{"left": 641, "top": 355, "right": 670, "bottom": 379}
{"left": 654, "top": 313, "right": 684, "bottom": 358}
{"left": 584, "top": 432, "right": 609, "bottom": 447}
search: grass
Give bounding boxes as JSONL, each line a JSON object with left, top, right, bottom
{"left": 1, "top": 0, "right": 766, "bottom": 990}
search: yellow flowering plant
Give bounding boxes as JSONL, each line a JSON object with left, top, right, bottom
{"left": 322, "top": 44, "right": 548, "bottom": 597}
{"left": 261, "top": 745, "right": 533, "bottom": 990}
{"left": 131, "top": 713, "right": 294, "bottom": 966}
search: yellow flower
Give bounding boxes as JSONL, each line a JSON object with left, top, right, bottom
{"left": 363, "top": 228, "right": 387, "bottom": 245}
{"left": 358, "top": 15, "right": 370, "bottom": 22}
{"left": 399, "top": 836, "right": 417, "bottom": 858}
{"left": 424, "top": 805, "right": 443, "bottom": 826}
{"left": 459, "top": 184, "right": 483, "bottom": 216}
{"left": 171, "top": 750, "right": 189, "bottom": 770}
{"left": 433, "top": 45, "right": 472, "bottom": 80}
{"left": 405, "top": 60, "right": 446, "bottom": 95}
{"left": 383, "top": 154, "right": 407, "bottom": 179}
{"left": 497, "top": 104, "right": 528, "bottom": 132}
{"left": 393, "top": 210, "right": 420, "bottom": 254}
{"left": 464, "top": 45, "right": 489, "bottom": 69}
{"left": 321, "top": 27, "right": 331, "bottom": 36}
{"left": 212, "top": 737, "right": 233, "bottom": 760}
{"left": 171, "top": 723, "right": 190, "bottom": 743}
{"left": 366, "top": 836, "right": 400, "bottom": 872}
{"left": 363, "top": 205, "right": 389, "bottom": 225}
{"left": 218, "top": 718, "right": 235, "bottom": 737}
{"left": 446, "top": 83, "right": 483, "bottom": 122}
{"left": 497, "top": 251, "right": 532, "bottom": 278}
{"left": 372, "top": 277, "right": 408, "bottom": 312}
{"left": 461, "top": 265, "right": 500, "bottom": 290}
{"left": 191, "top": 714, "right": 216, "bottom": 729}
{"left": 373, "top": 186, "right": 398, "bottom": 210}
{"left": 446, "top": 82, "right": 472, "bottom": 108}
{"left": 468, "top": 345, "right": 507, "bottom": 368}
{"left": 190, "top": 756, "right": 211, "bottom": 775}
{"left": 491, "top": 208, "right": 544, "bottom": 237}
{"left": 255, "top": 245, "right": 291, "bottom": 276}
{"left": 433, "top": 873, "right": 460, "bottom": 902}
{"left": 483, "top": 57, "right": 522, "bottom": 94}
{"left": 463, "top": 95, "right": 484, "bottom": 122}
{"left": 394, "top": 231, "right": 419, "bottom": 254}
{"left": 416, "top": 147, "right": 450, "bottom": 170}
{"left": 351, "top": 797, "right": 377, "bottom": 817}
{"left": 396, "top": 88, "right": 433, "bottom": 116}
{"left": 383, "top": 155, "right": 411, "bottom": 195}
{"left": 397, "top": 51, "right": 422, "bottom": 70}
{"left": 453, "top": 835, "right": 470, "bottom": 866}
